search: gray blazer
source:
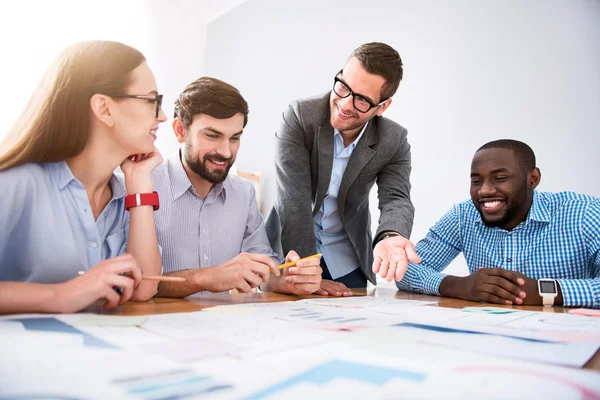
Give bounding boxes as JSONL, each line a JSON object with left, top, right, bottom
{"left": 265, "top": 92, "right": 414, "bottom": 284}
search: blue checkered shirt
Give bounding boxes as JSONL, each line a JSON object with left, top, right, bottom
{"left": 397, "top": 191, "right": 600, "bottom": 308}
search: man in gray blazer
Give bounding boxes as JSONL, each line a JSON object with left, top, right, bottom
{"left": 266, "top": 42, "right": 420, "bottom": 295}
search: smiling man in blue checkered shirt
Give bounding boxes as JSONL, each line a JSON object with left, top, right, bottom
{"left": 396, "top": 139, "right": 600, "bottom": 308}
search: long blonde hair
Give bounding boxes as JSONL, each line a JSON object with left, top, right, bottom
{"left": 0, "top": 41, "right": 145, "bottom": 171}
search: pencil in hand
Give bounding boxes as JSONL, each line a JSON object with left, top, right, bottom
{"left": 142, "top": 275, "right": 186, "bottom": 282}
{"left": 278, "top": 253, "right": 322, "bottom": 270}
{"left": 77, "top": 271, "right": 186, "bottom": 282}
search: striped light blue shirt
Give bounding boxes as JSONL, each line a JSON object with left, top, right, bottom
{"left": 152, "top": 152, "right": 280, "bottom": 286}
{"left": 313, "top": 123, "right": 367, "bottom": 279}
{"left": 0, "top": 162, "right": 129, "bottom": 283}
{"left": 397, "top": 191, "right": 600, "bottom": 308}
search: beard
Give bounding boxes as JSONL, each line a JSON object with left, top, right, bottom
{"left": 476, "top": 181, "right": 529, "bottom": 229}
{"left": 477, "top": 204, "right": 517, "bottom": 229}
{"left": 183, "top": 141, "right": 234, "bottom": 184}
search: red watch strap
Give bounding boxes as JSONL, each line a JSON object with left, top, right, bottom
{"left": 124, "top": 191, "right": 160, "bottom": 211}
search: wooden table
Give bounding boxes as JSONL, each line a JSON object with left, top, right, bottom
{"left": 88, "top": 287, "right": 600, "bottom": 372}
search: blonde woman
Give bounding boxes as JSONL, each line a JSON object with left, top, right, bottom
{"left": 0, "top": 41, "right": 166, "bottom": 313}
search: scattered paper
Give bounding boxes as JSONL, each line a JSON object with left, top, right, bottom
{"left": 141, "top": 311, "right": 330, "bottom": 358}
{"left": 0, "top": 320, "right": 26, "bottom": 333}
{"left": 245, "top": 359, "right": 427, "bottom": 400}
{"left": 462, "top": 306, "right": 519, "bottom": 314}
{"left": 0, "top": 331, "right": 84, "bottom": 350}
{"left": 569, "top": 308, "right": 600, "bottom": 317}
{"left": 502, "top": 312, "right": 600, "bottom": 334}
{"left": 137, "top": 337, "right": 247, "bottom": 363}
{"left": 71, "top": 315, "right": 148, "bottom": 327}
{"left": 8, "top": 317, "right": 118, "bottom": 349}
{"left": 4, "top": 296, "right": 600, "bottom": 400}
{"left": 247, "top": 346, "right": 600, "bottom": 400}
{"left": 298, "top": 297, "right": 436, "bottom": 309}
{"left": 419, "top": 329, "right": 598, "bottom": 367}
{"left": 203, "top": 304, "right": 259, "bottom": 315}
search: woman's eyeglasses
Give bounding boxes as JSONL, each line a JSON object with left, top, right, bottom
{"left": 103, "top": 93, "right": 163, "bottom": 118}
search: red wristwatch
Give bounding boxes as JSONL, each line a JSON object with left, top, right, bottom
{"left": 124, "top": 192, "right": 160, "bottom": 211}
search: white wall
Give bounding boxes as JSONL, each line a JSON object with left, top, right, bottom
{"left": 204, "top": 0, "right": 600, "bottom": 278}
{"left": 0, "top": 0, "right": 151, "bottom": 142}
{"left": 0, "top": 0, "right": 213, "bottom": 158}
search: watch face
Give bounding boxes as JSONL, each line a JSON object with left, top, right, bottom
{"left": 539, "top": 280, "right": 557, "bottom": 294}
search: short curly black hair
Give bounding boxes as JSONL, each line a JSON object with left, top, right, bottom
{"left": 477, "top": 139, "right": 536, "bottom": 172}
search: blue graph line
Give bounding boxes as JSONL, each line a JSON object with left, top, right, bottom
{"left": 11, "top": 318, "right": 118, "bottom": 349}
{"left": 395, "top": 322, "right": 555, "bottom": 343}
{"left": 244, "top": 359, "right": 427, "bottom": 400}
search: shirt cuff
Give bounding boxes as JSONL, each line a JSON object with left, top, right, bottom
{"left": 397, "top": 262, "right": 446, "bottom": 296}
{"left": 423, "top": 272, "right": 447, "bottom": 296}
{"left": 556, "top": 279, "right": 597, "bottom": 308}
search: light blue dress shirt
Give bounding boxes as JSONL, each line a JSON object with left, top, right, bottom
{"left": 313, "top": 123, "right": 368, "bottom": 279}
{"left": 397, "top": 191, "right": 600, "bottom": 307}
{"left": 0, "top": 162, "right": 129, "bottom": 284}
{"left": 152, "top": 152, "right": 280, "bottom": 294}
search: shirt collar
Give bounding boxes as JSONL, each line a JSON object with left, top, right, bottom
{"left": 46, "top": 161, "right": 76, "bottom": 191}
{"left": 209, "top": 179, "right": 226, "bottom": 202}
{"left": 168, "top": 151, "right": 194, "bottom": 201}
{"left": 527, "top": 190, "right": 551, "bottom": 223}
{"left": 474, "top": 190, "right": 550, "bottom": 228}
{"left": 333, "top": 121, "right": 369, "bottom": 155}
{"left": 167, "top": 150, "right": 226, "bottom": 201}
{"left": 109, "top": 174, "right": 127, "bottom": 199}
{"left": 46, "top": 161, "right": 126, "bottom": 199}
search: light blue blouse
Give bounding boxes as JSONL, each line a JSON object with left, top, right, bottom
{"left": 0, "top": 162, "right": 129, "bottom": 284}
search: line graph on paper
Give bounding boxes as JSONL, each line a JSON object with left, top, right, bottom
{"left": 503, "top": 313, "right": 600, "bottom": 334}
{"left": 281, "top": 307, "right": 368, "bottom": 324}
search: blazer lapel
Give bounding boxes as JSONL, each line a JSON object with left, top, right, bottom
{"left": 337, "top": 121, "right": 378, "bottom": 219}
{"left": 314, "top": 124, "right": 334, "bottom": 214}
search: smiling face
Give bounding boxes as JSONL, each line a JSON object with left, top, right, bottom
{"left": 329, "top": 57, "right": 391, "bottom": 139}
{"left": 178, "top": 112, "right": 244, "bottom": 185}
{"left": 111, "top": 62, "right": 167, "bottom": 154}
{"left": 470, "top": 148, "right": 540, "bottom": 231}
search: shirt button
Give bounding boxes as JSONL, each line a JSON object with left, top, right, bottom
{"left": 203, "top": 255, "right": 208, "bottom": 261}
{"left": 91, "top": 242, "right": 98, "bottom": 248}
{"left": 202, "top": 229, "right": 207, "bottom": 234}
{"left": 507, "top": 258, "right": 512, "bottom": 262}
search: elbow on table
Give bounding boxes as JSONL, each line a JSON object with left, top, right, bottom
{"left": 130, "top": 281, "right": 159, "bottom": 302}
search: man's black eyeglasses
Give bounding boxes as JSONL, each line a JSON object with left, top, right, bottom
{"left": 332, "top": 73, "right": 387, "bottom": 113}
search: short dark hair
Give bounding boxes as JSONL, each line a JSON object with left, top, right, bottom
{"left": 350, "top": 42, "right": 403, "bottom": 100}
{"left": 174, "top": 77, "right": 249, "bottom": 128}
{"left": 476, "top": 139, "right": 536, "bottom": 171}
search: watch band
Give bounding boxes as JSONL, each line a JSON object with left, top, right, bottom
{"left": 375, "top": 232, "right": 400, "bottom": 247}
{"left": 542, "top": 294, "right": 555, "bottom": 307}
{"left": 124, "top": 191, "right": 160, "bottom": 211}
